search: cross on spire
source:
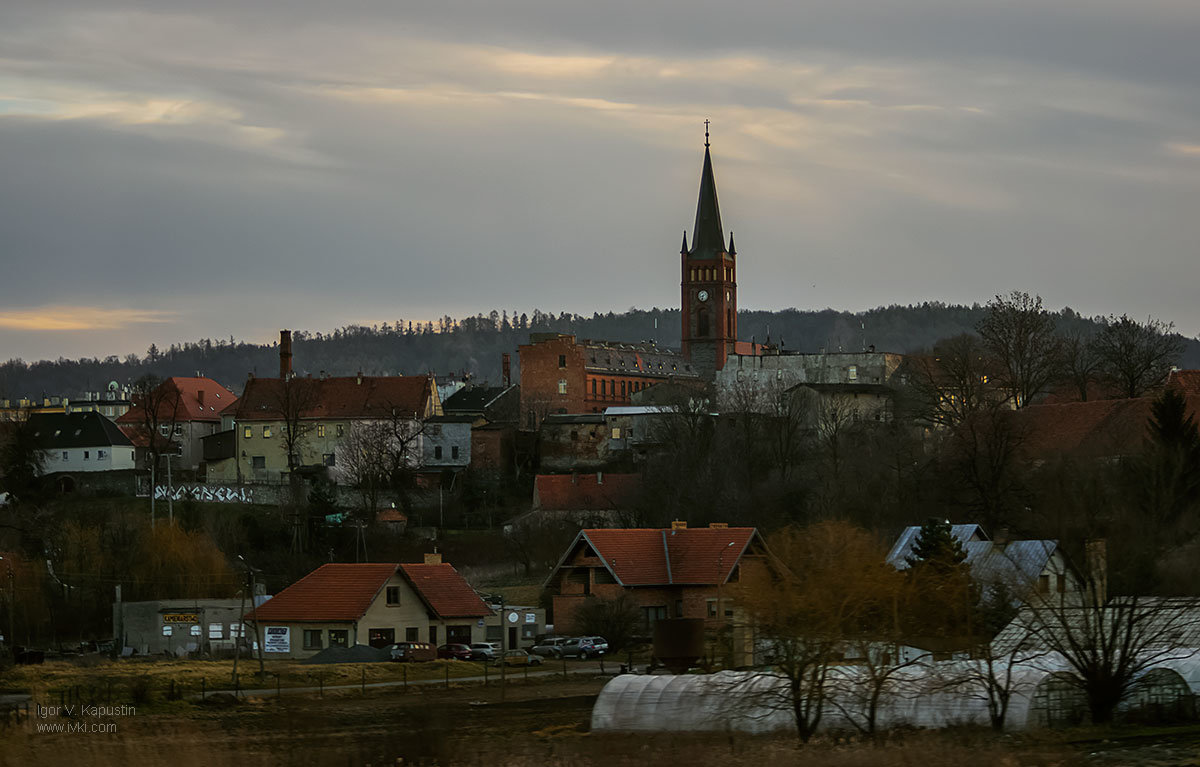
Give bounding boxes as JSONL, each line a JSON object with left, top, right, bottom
{"left": 704, "top": 119, "right": 710, "bottom": 147}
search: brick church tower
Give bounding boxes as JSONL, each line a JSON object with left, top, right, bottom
{"left": 680, "top": 125, "right": 737, "bottom": 374}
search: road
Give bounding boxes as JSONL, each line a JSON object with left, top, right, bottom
{"left": 197, "top": 659, "right": 614, "bottom": 699}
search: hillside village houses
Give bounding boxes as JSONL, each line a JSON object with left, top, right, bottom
{"left": 116, "top": 375, "right": 238, "bottom": 475}
{"left": 244, "top": 555, "right": 497, "bottom": 659}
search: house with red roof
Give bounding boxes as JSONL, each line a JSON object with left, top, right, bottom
{"left": 544, "top": 522, "right": 770, "bottom": 660}
{"left": 116, "top": 376, "right": 237, "bottom": 474}
{"left": 244, "top": 554, "right": 491, "bottom": 658}
{"left": 220, "top": 373, "right": 441, "bottom": 484}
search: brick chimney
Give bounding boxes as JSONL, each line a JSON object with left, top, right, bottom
{"left": 671, "top": 520, "right": 687, "bottom": 531}
{"left": 424, "top": 552, "right": 443, "bottom": 565}
{"left": 502, "top": 353, "right": 511, "bottom": 387}
{"left": 279, "top": 329, "right": 293, "bottom": 379}
{"left": 709, "top": 522, "right": 728, "bottom": 529}
{"left": 994, "top": 527, "right": 1010, "bottom": 547}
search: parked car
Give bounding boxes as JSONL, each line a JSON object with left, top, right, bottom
{"left": 437, "top": 643, "right": 473, "bottom": 660}
{"left": 531, "top": 637, "right": 569, "bottom": 657}
{"left": 386, "top": 642, "right": 437, "bottom": 662}
{"left": 469, "top": 642, "right": 502, "bottom": 660}
{"left": 497, "top": 649, "right": 543, "bottom": 667}
{"left": 559, "top": 636, "right": 607, "bottom": 659}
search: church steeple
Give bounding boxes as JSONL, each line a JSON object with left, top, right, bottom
{"left": 689, "top": 128, "right": 726, "bottom": 258}
{"left": 680, "top": 123, "right": 738, "bottom": 376}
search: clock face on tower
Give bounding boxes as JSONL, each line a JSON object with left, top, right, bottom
{"left": 697, "top": 290, "right": 709, "bottom": 302}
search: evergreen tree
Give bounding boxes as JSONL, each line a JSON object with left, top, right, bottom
{"left": 904, "top": 517, "right": 968, "bottom": 572}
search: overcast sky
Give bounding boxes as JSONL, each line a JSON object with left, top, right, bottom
{"left": 2, "top": 0, "right": 1199, "bottom": 361}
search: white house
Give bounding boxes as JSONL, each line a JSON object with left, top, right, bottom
{"left": 30, "top": 411, "right": 136, "bottom": 473}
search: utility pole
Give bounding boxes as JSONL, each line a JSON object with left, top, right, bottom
{"left": 232, "top": 567, "right": 248, "bottom": 690}
{"left": 238, "top": 555, "right": 265, "bottom": 679}
{"left": 150, "top": 460, "right": 156, "bottom": 529}
{"left": 165, "top": 452, "right": 174, "bottom": 526}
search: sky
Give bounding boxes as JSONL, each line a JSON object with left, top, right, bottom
{"left": 2, "top": 0, "right": 1199, "bottom": 361}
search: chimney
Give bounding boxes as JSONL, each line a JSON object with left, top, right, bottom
{"left": 709, "top": 522, "right": 728, "bottom": 529}
{"left": 197, "top": 390, "right": 205, "bottom": 409}
{"left": 994, "top": 527, "right": 1010, "bottom": 547}
{"left": 356, "top": 371, "right": 363, "bottom": 385}
{"left": 671, "top": 520, "right": 687, "bottom": 531}
{"left": 596, "top": 471, "right": 603, "bottom": 485}
{"left": 502, "top": 353, "right": 511, "bottom": 387}
{"left": 1085, "top": 539, "right": 1107, "bottom": 606}
{"left": 423, "top": 552, "right": 443, "bottom": 565}
{"left": 279, "top": 330, "right": 293, "bottom": 379}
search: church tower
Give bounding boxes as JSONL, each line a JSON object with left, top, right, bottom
{"left": 680, "top": 124, "right": 737, "bottom": 374}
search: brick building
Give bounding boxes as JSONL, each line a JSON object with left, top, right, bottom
{"left": 545, "top": 522, "right": 769, "bottom": 641}
{"left": 517, "top": 334, "right": 700, "bottom": 430}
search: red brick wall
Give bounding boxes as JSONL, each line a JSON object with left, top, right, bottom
{"left": 471, "top": 427, "right": 514, "bottom": 477}
{"left": 517, "top": 336, "right": 588, "bottom": 429}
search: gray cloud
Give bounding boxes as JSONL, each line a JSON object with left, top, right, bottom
{"left": 2, "top": 0, "right": 1200, "bottom": 361}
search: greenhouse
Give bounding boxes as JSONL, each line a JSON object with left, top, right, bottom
{"left": 591, "top": 653, "right": 1200, "bottom": 734}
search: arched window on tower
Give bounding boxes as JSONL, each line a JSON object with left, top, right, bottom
{"left": 697, "top": 308, "right": 710, "bottom": 338}
{"left": 727, "top": 308, "right": 733, "bottom": 333}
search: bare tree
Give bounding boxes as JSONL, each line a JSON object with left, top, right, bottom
{"left": 336, "top": 407, "right": 426, "bottom": 515}
{"left": 977, "top": 291, "right": 1061, "bottom": 408}
{"left": 1092, "top": 315, "right": 1185, "bottom": 398}
{"left": 130, "top": 374, "right": 183, "bottom": 477}
{"left": 1059, "top": 329, "right": 1102, "bottom": 402}
{"left": 265, "top": 377, "right": 320, "bottom": 474}
{"left": 901, "top": 334, "right": 1000, "bottom": 428}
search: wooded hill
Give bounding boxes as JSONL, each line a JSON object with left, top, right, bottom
{"left": 3, "top": 303, "right": 1198, "bottom": 399}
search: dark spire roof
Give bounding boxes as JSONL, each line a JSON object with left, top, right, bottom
{"left": 728, "top": 231, "right": 736, "bottom": 256}
{"left": 680, "top": 230, "right": 689, "bottom": 254}
{"left": 688, "top": 139, "right": 726, "bottom": 259}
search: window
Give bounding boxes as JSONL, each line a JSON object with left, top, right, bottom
{"left": 368, "top": 628, "right": 395, "bottom": 648}
{"left": 611, "top": 427, "right": 622, "bottom": 440}
{"left": 159, "top": 424, "right": 170, "bottom": 436}
{"left": 230, "top": 623, "right": 244, "bottom": 639}
{"left": 209, "top": 623, "right": 224, "bottom": 640}
{"left": 1056, "top": 574, "right": 1066, "bottom": 593}
{"left": 558, "top": 354, "right": 567, "bottom": 368}
{"left": 848, "top": 365, "right": 858, "bottom": 381}
{"left": 434, "top": 445, "right": 443, "bottom": 459}
{"left": 243, "top": 426, "right": 252, "bottom": 439}
{"left": 97, "top": 450, "right": 106, "bottom": 460}
{"left": 251, "top": 456, "right": 266, "bottom": 470}
{"left": 262, "top": 426, "right": 272, "bottom": 438}
{"left": 620, "top": 381, "right": 626, "bottom": 397}
{"left": 675, "top": 600, "right": 684, "bottom": 617}
{"left": 386, "top": 586, "right": 401, "bottom": 606}
{"left": 429, "top": 626, "right": 437, "bottom": 644}
{"left": 328, "top": 630, "right": 349, "bottom": 648}
{"left": 600, "top": 380, "right": 606, "bottom": 396}
{"left": 317, "top": 424, "right": 326, "bottom": 438}
{"left": 558, "top": 379, "right": 567, "bottom": 395}
{"left": 1038, "top": 574, "right": 1051, "bottom": 594}
{"left": 591, "top": 379, "right": 597, "bottom": 395}
{"left": 707, "top": 599, "right": 718, "bottom": 618}
{"left": 522, "top": 624, "right": 536, "bottom": 639}
{"left": 62, "top": 451, "right": 69, "bottom": 461}
{"left": 336, "top": 424, "right": 345, "bottom": 437}
{"left": 83, "top": 451, "right": 90, "bottom": 460}
{"left": 405, "top": 627, "right": 419, "bottom": 642}
{"left": 174, "top": 424, "right": 183, "bottom": 436}
{"left": 642, "top": 606, "right": 668, "bottom": 631}
{"left": 451, "top": 445, "right": 459, "bottom": 459}
{"left": 323, "top": 453, "right": 335, "bottom": 466}
{"left": 303, "top": 629, "right": 323, "bottom": 650}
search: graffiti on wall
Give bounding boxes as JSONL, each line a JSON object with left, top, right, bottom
{"left": 154, "top": 484, "right": 254, "bottom": 503}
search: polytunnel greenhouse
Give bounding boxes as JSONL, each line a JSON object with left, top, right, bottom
{"left": 591, "top": 653, "right": 1200, "bottom": 734}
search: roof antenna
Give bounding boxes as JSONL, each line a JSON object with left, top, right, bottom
{"left": 704, "top": 119, "right": 710, "bottom": 148}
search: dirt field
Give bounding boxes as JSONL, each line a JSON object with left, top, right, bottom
{"left": 5, "top": 674, "right": 1200, "bottom": 766}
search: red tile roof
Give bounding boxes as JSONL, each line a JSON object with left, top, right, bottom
{"left": 233, "top": 376, "right": 435, "bottom": 421}
{"left": 246, "top": 563, "right": 397, "bottom": 623}
{"left": 570, "top": 527, "right": 758, "bottom": 586}
{"left": 117, "top": 377, "right": 237, "bottom": 425}
{"left": 534, "top": 473, "right": 641, "bottom": 511}
{"left": 1168, "top": 370, "right": 1200, "bottom": 397}
{"left": 399, "top": 563, "right": 491, "bottom": 618}
{"left": 1014, "top": 394, "right": 1200, "bottom": 459}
